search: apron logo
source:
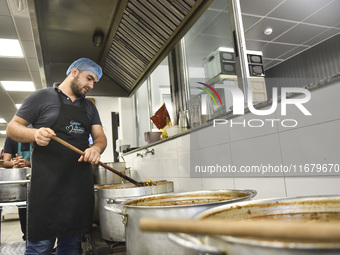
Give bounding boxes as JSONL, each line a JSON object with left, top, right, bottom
{"left": 66, "top": 120, "right": 85, "bottom": 134}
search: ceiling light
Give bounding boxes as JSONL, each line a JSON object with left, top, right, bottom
{"left": 0, "top": 130, "right": 6, "bottom": 135}
{"left": 1, "top": 81, "right": 35, "bottom": 91}
{"left": 264, "top": 27, "right": 273, "bottom": 35}
{"left": 93, "top": 31, "right": 104, "bottom": 47}
{"left": 15, "top": 104, "right": 22, "bottom": 109}
{"left": 0, "top": 118, "right": 6, "bottom": 124}
{"left": 0, "top": 39, "right": 24, "bottom": 57}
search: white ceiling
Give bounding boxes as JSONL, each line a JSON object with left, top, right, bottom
{"left": 0, "top": 0, "right": 43, "bottom": 136}
{"left": 241, "top": 0, "right": 340, "bottom": 70}
{"left": 0, "top": 0, "right": 339, "bottom": 137}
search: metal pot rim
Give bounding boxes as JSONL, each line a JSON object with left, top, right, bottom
{"left": 219, "top": 235, "right": 340, "bottom": 250}
{"left": 194, "top": 195, "right": 340, "bottom": 219}
{"left": 123, "top": 189, "right": 257, "bottom": 209}
{"left": 193, "top": 195, "right": 340, "bottom": 249}
{"left": 96, "top": 181, "right": 174, "bottom": 198}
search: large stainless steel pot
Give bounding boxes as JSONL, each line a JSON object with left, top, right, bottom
{"left": 0, "top": 168, "right": 31, "bottom": 202}
{"left": 92, "top": 162, "right": 126, "bottom": 184}
{"left": 170, "top": 195, "right": 340, "bottom": 255}
{"left": 98, "top": 180, "right": 174, "bottom": 241}
{"left": 105, "top": 189, "right": 256, "bottom": 255}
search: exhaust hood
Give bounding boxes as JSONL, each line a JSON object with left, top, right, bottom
{"left": 28, "top": 0, "right": 212, "bottom": 97}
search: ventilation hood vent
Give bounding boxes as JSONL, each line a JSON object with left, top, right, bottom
{"left": 28, "top": 0, "right": 212, "bottom": 97}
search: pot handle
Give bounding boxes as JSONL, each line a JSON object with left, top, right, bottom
{"left": 106, "top": 197, "right": 140, "bottom": 204}
{"left": 246, "top": 189, "right": 257, "bottom": 198}
{"left": 104, "top": 205, "right": 126, "bottom": 216}
{"left": 168, "top": 233, "right": 226, "bottom": 255}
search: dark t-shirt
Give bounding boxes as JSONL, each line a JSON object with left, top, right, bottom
{"left": 16, "top": 83, "right": 102, "bottom": 129}
{"left": 3, "top": 137, "right": 31, "bottom": 156}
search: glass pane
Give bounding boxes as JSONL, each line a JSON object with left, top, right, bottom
{"left": 183, "top": 0, "right": 236, "bottom": 127}
{"left": 135, "top": 57, "right": 171, "bottom": 146}
{"left": 150, "top": 57, "right": 172, "bottom": 129}
{"left": 135, "top": 80, "right": 149, "bottom": 147}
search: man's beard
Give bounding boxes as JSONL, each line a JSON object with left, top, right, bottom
{"left": 70, "top": 75, "right": 85, "bottom": 97}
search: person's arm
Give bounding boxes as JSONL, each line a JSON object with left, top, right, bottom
{"left": 7, "top": 115, "right": 56, "bottom": 146}
{"left": 3, "top": 153, "right": 27, "bottom": 168}
{"left": 79, "top": 124, "right": 107, "bottom": 164}
{"left": 3, "top": 153, "right": 14, "bottom": 168}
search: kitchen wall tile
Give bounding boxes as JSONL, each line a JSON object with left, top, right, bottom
{"left": 162, "top": 153, "right": 180, "bottom": 178}
{"left": 122, "top": 154, "right": 134, "bottom": 169}
{"left": 154, "top": 138, "right": 177, "bottom": 157}
{"left": 201, "top": 177, "right": 235, "bottom": 190}
{"left": 228, "top": 105, "right": 279, "bottom": 142}
{"left": 279, "top": 120, "right": 340, "bottom": 176}
{"left": 190, "top": 129, "right": 200, "bottom": 149}
{"left": 198, "top": 143, "right": 232, "bottom": 178}
{"left": 278, "top": 82, "right": 340, "bottom": 132}
{"left": 190, "top": 149, "right": 203, "bottom": 178}
{"left": 285, "top": 177, "right": 340, "bottom": 197}
{"left": 234, "top": 177, "right": 287, "bottom": 199}
{"left": 178, "top": 151, "right": 191, "bottom": 178}
{"left": 230, "top": 134, "right": 283, "bottom": 177}
{"left": 178, "top": 178, "right": 203, "bottom": 192}
{"left": 177, "top": 133, "right": 191, "bottom": 153}
{"left": 191, "top": 124, "right": 229, "bottom": 149}
{"left": 137, "top": 158, "right": 163, "bottom": 180}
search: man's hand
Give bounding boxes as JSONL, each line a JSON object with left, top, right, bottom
{"left": 34, "top": 128, "right": 56, "bottom": 146}
{"left": 79, "top": 146, "right": 101, "bottom": 164}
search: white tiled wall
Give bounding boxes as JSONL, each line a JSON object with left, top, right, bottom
{"left": 123, "top": 81, "right": 340, "bottom": 200}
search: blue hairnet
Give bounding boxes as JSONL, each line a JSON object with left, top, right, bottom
{"left": 66, "top": 58, "right": 103, "bottom": 81}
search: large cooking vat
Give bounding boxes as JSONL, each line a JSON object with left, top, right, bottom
{"left": 98, "top": 180, "right": 174, "bottom": 241}
{"left": 0, "top": 168, "right": 31, "bottom": 202}
{"left": 170, "top": 195, "right": 340, "bottom": 255}
{"left": 105, "top": 189, "right": 256, "bottom": 255}
{"left": 92, "top": 162, "right": 126, "bottom": 185}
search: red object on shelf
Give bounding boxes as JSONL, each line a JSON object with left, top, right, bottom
{"left": 150, "top": 103, "right": 171, "bottom": 129}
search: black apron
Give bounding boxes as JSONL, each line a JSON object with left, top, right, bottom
{"left": 28, "top": 92, "right": 94, "bottom": 241}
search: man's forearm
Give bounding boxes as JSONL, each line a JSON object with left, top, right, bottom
{"left": 7, "top": 116, "right": 36, "bottom": 143}
{"left": 3, "top": 160, "right": 14, "bottom": 168}
{"left": 92, "top": 136, "right": 107, "bottom": 154}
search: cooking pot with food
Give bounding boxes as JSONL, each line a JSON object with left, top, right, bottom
{"left": 0, "top": 167, "right": 31, "bottom": 202}
{"left": 169, "top": 195, "right": 340, "bottom": 255}
{"left": 105, "top": 189, "right": 256, "bottom": 255}
{"left": 98, "top": 180, "right": 174, "bottom": 241}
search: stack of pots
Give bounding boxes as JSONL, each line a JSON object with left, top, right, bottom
{"left": 97, "top": 180, "right": 174, "bottom": 241}
{"left": 104, "top": 189, "right": 256, "bottom": 254}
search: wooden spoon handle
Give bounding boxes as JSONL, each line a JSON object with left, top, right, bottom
{"left": 52, "top": 136, "right": 84, "bottom": 155}
{"left": 139, "top": 217, "right": 340, "bottom": 242}
{"left": 52, "top": 136, "right": 142, "bottom": 186}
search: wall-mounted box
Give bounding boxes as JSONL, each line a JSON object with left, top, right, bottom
{"left": 204, "top": 48, "right": 265, "bottom": 79}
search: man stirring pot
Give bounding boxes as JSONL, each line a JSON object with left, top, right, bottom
{"left": 7, "top": 58, "right": 107, "bottom": 255}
